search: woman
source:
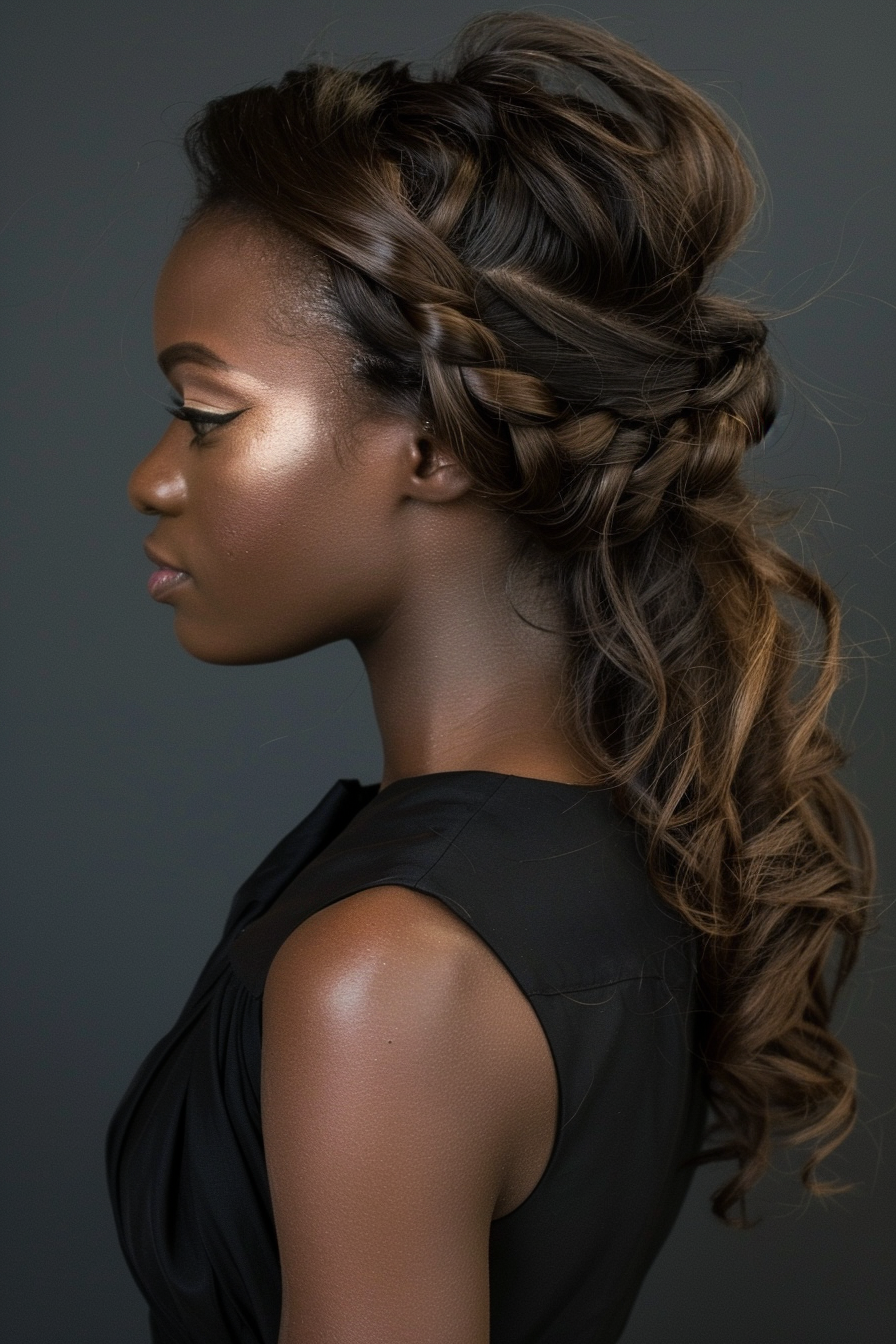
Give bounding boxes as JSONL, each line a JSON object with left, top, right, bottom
{"left": 107, "top": 13, "right": 874, "bottom": 1343}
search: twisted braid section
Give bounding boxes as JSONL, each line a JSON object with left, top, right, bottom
{"left": 183, "top": 9, "right": 874, "bottom": 1225}
{"left": 187, "top": 28, "right": 778, "bottom": 547}
{"left": 331, "top": 257, "right": 778, "bottom": 552}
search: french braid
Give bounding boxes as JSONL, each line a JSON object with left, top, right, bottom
{"left": 183, "top": 11, "right": 874, "bottom": 1224}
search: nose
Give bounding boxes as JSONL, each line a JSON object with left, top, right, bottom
{"left": 128, "top": 428, "right": 187, "bottom": 517}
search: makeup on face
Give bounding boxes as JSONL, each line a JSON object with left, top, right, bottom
{"left": 128, "top": 215, "right": 415, "bottom": 664}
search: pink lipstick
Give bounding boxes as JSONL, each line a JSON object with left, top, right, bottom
{"left": 143, "top": 538, "right": 191, "bottom": 601}
{"left": 147, "top": 567, "right": 190, "bottom": 600}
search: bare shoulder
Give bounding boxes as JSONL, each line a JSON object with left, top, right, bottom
{"left": 262, "top": 884, "right": 558, "bottom": 1218}
{"left": 262, "top": 885, "right": 548, "bottom": 1130}
{"left": 260, "top": 886, "right": 557, "bottom": 1340}
{"left": 265, "top": 884, "right": 506, "bottom": 1025}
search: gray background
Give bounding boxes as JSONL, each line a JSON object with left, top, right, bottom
{"left": 1, "top": 2, "right": 893, "bottom": 1340}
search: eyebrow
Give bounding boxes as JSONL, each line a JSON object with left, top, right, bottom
{"left": 156, "top": 342, "right": 234, "bottom": 378}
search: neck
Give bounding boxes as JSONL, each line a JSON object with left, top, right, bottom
{"left": 355, "top": 517, "right": 589, "bottom": 789}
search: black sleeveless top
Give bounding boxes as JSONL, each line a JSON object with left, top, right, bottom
{"left": 107, "top": 772, "right": 706, "bottom": 1344}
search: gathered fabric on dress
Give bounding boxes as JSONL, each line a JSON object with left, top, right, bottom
{"left": 107, "top": 771, "right": 706, "bottom": 1344}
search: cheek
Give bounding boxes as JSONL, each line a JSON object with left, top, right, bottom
{"left": 198, "top": 416, "right": 336, "bottom": 559}
{"left": 179, "top": 429, "right": 394, "bottom": 657}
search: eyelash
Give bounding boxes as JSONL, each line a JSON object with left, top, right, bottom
{"left": 168, "top": 401, "right": 244, "bottom": 442}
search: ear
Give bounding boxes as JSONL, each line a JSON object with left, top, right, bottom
{"left": 404, "top": 422, "right": 473, "bottom": 504}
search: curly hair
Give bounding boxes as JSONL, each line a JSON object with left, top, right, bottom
{"left": 182, "top": 11, "right": 875, "bottom": 1223}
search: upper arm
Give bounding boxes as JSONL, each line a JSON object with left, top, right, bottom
{"left": 261, "top": 885, "right": 544, "bottom": 1344}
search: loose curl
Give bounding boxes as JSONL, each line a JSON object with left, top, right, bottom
{"left": 182, "top": 12, "right": 875, "bottom": 1223}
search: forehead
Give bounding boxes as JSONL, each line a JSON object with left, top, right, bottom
{"left": 153, "top": 212, "right": 342, "bottom": 372}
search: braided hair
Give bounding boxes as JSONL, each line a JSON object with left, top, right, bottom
{"left": 183, "top": 11, "right": 874, "bottom": 1224}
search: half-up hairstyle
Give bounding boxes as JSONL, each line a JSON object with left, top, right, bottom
{"left": 183, "top": 11, "right": 875, "bottom": 1223}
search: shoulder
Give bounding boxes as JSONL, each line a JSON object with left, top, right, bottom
{"left": 263, "top": 884, "right": 518, "bottom": 1049}
{"left": 260, "top": 880, "right": 561, "bottom": 1252}
{"left": 261, "top": 887, "right": 537, "bottom": 1245}
{"left": 261, "top": 887, "right": 538, "bottom": 1338}
{"left": 261, "top": 886, "right": 556, "bottom": 1210}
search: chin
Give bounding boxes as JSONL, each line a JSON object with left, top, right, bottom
{"left": 172, "top": 615, "right": 327, "bottom": 666}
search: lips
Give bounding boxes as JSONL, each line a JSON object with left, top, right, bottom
{"left": 143, "top": 538, "right": 191, "bottom": 601}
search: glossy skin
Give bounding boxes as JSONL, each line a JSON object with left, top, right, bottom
{"left": 129, "top": 212, "right": 587, "bottom": 1343}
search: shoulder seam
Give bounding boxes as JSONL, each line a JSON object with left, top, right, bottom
{"left": 529, "top": 973, "right": 672, "bottom": 997}
{"left": 412, "top": 773, "right": 511, "bottom": 891}
{"left": 228, "top": 775, "right": 511, "bottom": 1000}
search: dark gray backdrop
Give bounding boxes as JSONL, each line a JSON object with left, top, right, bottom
{"left": 1, "top": 2, "right": 893, "bottom": 1340}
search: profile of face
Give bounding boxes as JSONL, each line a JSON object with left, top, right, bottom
{"left": 129, "top": 213, "right": 473, "bottom": 665}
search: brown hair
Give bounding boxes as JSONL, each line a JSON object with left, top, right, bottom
{"left": 182, "top": 11, "right": 874, "bottom": 1223}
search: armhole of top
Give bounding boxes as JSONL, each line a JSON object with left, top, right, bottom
{"left": 256, "top": 876, "right": 566, "bottom": 1226}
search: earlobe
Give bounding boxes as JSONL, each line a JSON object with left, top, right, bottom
{"left": 408, "top": 426, "right": 473, "bottom": 504}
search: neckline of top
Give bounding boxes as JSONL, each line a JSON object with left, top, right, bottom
{"left": 372, "top": 769, "right": 605, "bottom": 800}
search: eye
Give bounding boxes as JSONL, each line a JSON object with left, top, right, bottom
{"left": 168, "top": 400, "right": 245, "bottom": 443}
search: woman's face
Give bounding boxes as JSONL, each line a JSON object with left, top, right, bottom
{"left": 129, "top": 213, "right": 422, "bottom": 664}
